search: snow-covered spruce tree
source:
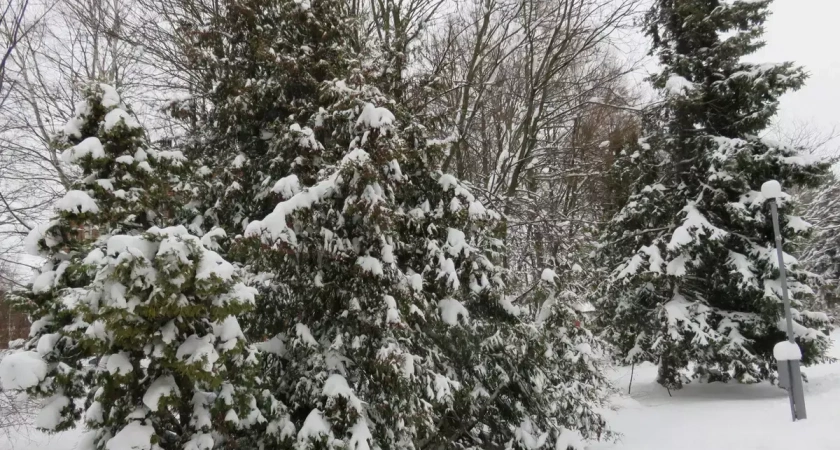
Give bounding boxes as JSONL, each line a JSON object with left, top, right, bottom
{"left": 0, "top": 85, "right": 271, "bottom": 450}
{"left": 172, "top": 0, "right": 359, "bottom": 235}
{"left": 594, "top": 0, "right": 832, "bottom": 389}
{"left": 1, "top": 83, "right": 188, "bottom": 432}
{"left": 240, "top": 83, "right": 612, "bottom": 447}
{"left": 801, "top": 175, "right": 840, "bottom": 314}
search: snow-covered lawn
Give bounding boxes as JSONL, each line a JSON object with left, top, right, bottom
{"left": 3, "top": 332, "right": 839, "bottom": 450}
{"left": 594, "top": 330, "right": 840, "bottom": 450}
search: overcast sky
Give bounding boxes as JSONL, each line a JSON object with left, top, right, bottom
{"left": 754, "top": 0, "right": 840, "bottom": 149}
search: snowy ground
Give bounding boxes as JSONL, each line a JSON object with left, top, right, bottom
{"left": 3, "top": 332, "right": 839, "bottom": 450}
{"left": 594, "top": 330, "right": 840, "bottom": 450}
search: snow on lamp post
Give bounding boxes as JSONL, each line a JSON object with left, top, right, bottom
{"left": 761, "top": 180, "right": 807, "bottom": 421}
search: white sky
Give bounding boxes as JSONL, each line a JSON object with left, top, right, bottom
{"left": 754, "top": 0, "right": 840, "bottom": 145}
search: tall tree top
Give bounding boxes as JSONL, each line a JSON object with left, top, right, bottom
{"left": 647, "top": 0, "right": 806, "bottom": 138}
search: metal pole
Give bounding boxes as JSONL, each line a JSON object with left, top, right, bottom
{"left": 769, "top": 199, "right": 807, "bottom": 420}
{"left": 770, "top": 200, "right": 796, "bottom": 343}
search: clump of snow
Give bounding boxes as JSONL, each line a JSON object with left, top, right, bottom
{"left": 295, "top": 323, "right": 318, "bottom": 347}
{"left": 541, "top": 269, "right": 557, "bottom": 282}
{"left": 196, "top": 250, "right": 234, "bottom": 281}
{"left": 554, "top": 427, "right": 585, "bottom": 450}
{"left": 356, "top": 103, "right": 395, "bottom": 129}
{"left": 143, "top": 375, "right": 180, "bottom": 411}
{"left": 785, "top": 215, "right": 810, "bottom": 233}
{"left": 176, "top": 335, "right": 219, "bottom": 371}
{"left": 85, "top": 401, "right": 104, "bottom": 424}
{"left": 513, "top": 418, "right": 548, "bottom": 449}
{"left": 348, "top": 420, "right": 373, "bottom": 450}
{"left": 357, "top": 256, "right": 384, "bottom": 276}
{"left": 432, "top": 373, "right": 460, "bottom": 400}
{"left": 106, "top": 352, "right": 133, "bottom": 375}
{"left": 773, "top": 341, "right": 802, "bottom": 361}
{"left": 103, "top": 108, "right": 140, "bottom": 131}
{"left": 445, "top": 228, "right": 471, "bottom": 256}
{"left": 106, "top": 422, "right": 156, "bottom": 450}
{"left": 214, "top": 316, "right": 244, "bottom": 343}
{"left": 99, "top": 84, "right": 121, "bottom": 108}
{"left": 297, "top": 409, "right": 331, "bottom": 442}
{"left": 666, "top": 254, "right": 689, "bottom": 276}
{"left": 35, "top": 395, "right": 70, "bottom": 430}
{"left": 63, "top": 106, "right": 88, "bottom": 139}
{"left": 665, "top": 75, "right": 695, "bottom": 95}
{"left": 498, "top": 296, "right": 522, "bottom": 317}
{"left": 24, "top": 221, "right": 60, "bottom": 256}
{"left": 36, "top": 333, "right": 60, "bottom": 355}
{"left": 184, "top": 433, "right": 213, "bottom": 450}
{"left": 0, "top": 351, "right": 47, "bottom": 390}
{"left": 31, "top": 271, "right": 56, "bottom": 294}
{"left": 107, "top": 235, "right": 157, "bottom": 261}
{"left": 383, "top": 295, "right": 400, "bottom": 324}
{"left": 62, "top": 137, "right": 106, "bottom": 164}
{"left": 200, "top": 227, "right": 226, "bottom": 251}
{"left": 667, "top": 202, "right": 726, "bottom": 251}
{"left": 408, "top": 273, "right": 423, "bottom": 291}
{"left": 321, "top": 374, "right": 363, "bottom": 411}
{"left": 259, "top": 334, "right": 288, "bottom": 357}
{"left": 272, "top": 175, "right": 301, "bottom": 199}
{"left": 438, "top": 298, "right": 469, "bottom": 326}
{"left": 56, "top": 190, "right": 99, "bottom": 214}
{"left": 761, "top": 180, "right": 782, "bottom": 199}
{"left": 640, "top": 245, "right": 664, "bottom": 273}
{"left": 245, "top": 173, "right": 338, "bottom": 244}
{"left": 468, "top": 201, "right": 486, "bottom": 218}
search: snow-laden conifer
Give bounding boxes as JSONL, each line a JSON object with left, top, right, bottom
{"left": 595, "top": 0, "right": 832, "bottom": 389}
{"left": 0, "top": 85, "right": 270, "bottom": 450}
{"left": 242, "top": 71, "right": 612, "bottom": 447}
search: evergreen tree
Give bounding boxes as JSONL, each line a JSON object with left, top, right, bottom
{"left": 173, "top": 0, "right": 361, "bottom": 235}
{"left": 168, "top": 0, "right": 613, "bottom": 445}
{"left": 240, "top": 65, "right": 611, "bottom": 448}
{"left": 0, "top": 85, "right": 269, "bottom": 450}
{"left": 595, "top": 0, "right": 831, "bottom": 389}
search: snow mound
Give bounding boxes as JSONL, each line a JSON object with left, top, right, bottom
{"left": 0, "top": 351, "right": 47, "bottom": 390}
{"left": 272, "top": 175, "right": 301, "bottom": 199}
{"left": 773, "top": 341, "right": 801, "bottom": 361}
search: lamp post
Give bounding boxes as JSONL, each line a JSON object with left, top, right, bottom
{"left": 761, "top": 180, "right": 807, "bottom": 421}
